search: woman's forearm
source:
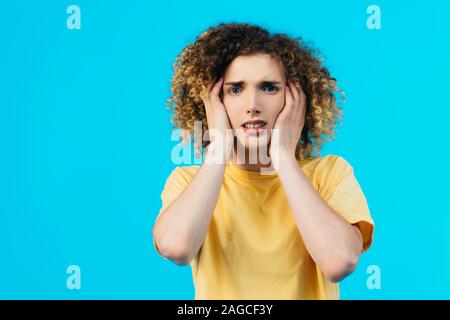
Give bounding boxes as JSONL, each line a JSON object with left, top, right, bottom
{"left": 277, "top": 153, "right": 363, "bottom": 282}
{"left": 153, "top": 155, "right": 226, "bottom": 265}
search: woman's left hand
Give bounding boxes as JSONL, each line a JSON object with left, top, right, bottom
{"left": 269, "top": 81, "right": 306, "bottom": 172}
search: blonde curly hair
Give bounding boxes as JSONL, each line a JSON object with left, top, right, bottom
{"left": 166, "top": 22, "right": 345, "bottom": 161}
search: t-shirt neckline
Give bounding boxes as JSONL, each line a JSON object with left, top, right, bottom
{"left": 225, "top": 162, "right": 278, "bottom": 180}
{"left": 225, "top": 159, "right": 312, "bottom": 180}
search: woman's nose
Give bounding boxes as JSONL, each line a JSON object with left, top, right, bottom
{"left": 246, "top": 92, "right": 261, "bottom": 114}
{"left": 246, "top": 107, "right": 261, "bottom": 114}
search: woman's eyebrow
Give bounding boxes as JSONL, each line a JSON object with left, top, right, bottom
{"left": 224, "top": 80, "right": 282, "bottom": 86}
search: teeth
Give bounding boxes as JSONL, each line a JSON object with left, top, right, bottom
{"left": 244, "top": 122, "right": 265, "bottom": 129}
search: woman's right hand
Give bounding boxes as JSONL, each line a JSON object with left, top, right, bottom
{"left": 200, "top": 77, "right": 234, "bottom": 164}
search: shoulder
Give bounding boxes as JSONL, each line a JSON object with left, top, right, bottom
{"left": 161, "top": 165, "right": 201, "bottom": 194}
{"left": 300, "top": 154, "right": 352, "bottom": 172}
{"left": 300, "top": 154, "right": 355, "bottom": 188}
{"left": 317, "top": 154, "right": 353, "bottom": 173}
{"left": 167, "top": 165, "right": 201, "bottom": 182}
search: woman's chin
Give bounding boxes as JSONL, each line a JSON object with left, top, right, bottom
{"left": 233, "top": 139, "right": 271, "bottom": 165}
{"left": 236, "top": 138, "right": 271, "bottom": 152}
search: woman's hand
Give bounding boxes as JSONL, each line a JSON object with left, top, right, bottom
{"left": 200, "top": 77, "right": 234, "bottom": 164}
{"left": 269, "top": 81, "right": 306, "bottom": 172}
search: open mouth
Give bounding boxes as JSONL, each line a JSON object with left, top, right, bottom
{"left": 241, "top": 120, "right": 267, "bottom": 136}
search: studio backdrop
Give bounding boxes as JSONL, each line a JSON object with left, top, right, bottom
{"left": 1, "top": 0, "right": 449, "bottom": 299}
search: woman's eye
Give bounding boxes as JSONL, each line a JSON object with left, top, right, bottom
{"left": 227, "top": 85, "right": 279, "bottom": 95}
{"left": 263, "top": 84, "right": 279, "bottom": 93}
{"left": 228, "top": 86, "right": 242, "bottom": 94}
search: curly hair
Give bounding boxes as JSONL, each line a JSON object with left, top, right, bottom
{"left": 166, "top": 22, "right": 345, "bottom": 161}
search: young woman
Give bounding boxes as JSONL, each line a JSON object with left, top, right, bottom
{"left": 153, "top": 23, "right": 375, "bottom": 299}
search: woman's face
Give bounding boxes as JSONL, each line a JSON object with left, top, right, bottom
{"left": 221, "top": 53, "right": 286, "bottom": 153}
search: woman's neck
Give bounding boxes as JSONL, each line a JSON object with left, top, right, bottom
{"left": 230, "top": 143, "right": 273, "bottom": 172}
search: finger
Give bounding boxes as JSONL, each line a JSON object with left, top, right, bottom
{"left": 295, "top": 82, "right": 306, "bottom": 107}
{"left": 210, "top": 77, "right": 224, "bottom": 107}
{"left": 288, "top": 81, "right": 300, "bottom": 107}
{"left": 200, "top": 85, "right": 210, "bottom": 106}
{"left": 294, "top": 82, "right": 307, "bottom": 119}
{"left": 273, "top": 87, "right": 292, "bottom": 129}
{"left": 285, "top": 84, "right": 294, "bottom": 110}
{"left": 206, "top": 76, "right": 218, "bottom": 92}
{"left": 202, "top": 79, "right": 217, "bottom": 108}
{"left": 202, "top": 77, "right": 218, "bottom": 103}
{"left": 289, "top": 82, "right": 306, "bottom": 123}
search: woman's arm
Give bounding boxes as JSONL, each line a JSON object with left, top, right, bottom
{"left": 153, "top": 77, "right": 232, "bottom": 266}
{"left": 152, "top": 161, "right": 226, "bottom": 266}
{"left": 277, "top": 153, "right": 363, "bottom": 282}
{"left": 270, "top": 82, "right": 362, "bottom": 282}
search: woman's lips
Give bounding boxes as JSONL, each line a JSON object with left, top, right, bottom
{"left": 242, "top": 124, "right": 268, "bottom": 137}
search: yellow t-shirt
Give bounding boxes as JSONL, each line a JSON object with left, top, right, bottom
{"left": 154, "top": 154, "right": 375, "bottom": 300}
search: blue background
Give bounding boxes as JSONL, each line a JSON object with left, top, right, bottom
{"left": 1, "top": 0, "right": 449, "bottom": 299}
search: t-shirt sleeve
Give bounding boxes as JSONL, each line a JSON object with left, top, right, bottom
{"left": 153, "top": 167, "right": 190, "bottom": 259}
{"left": 317, "top": 155, "right": 375, "bottom": 253}
{"left": 158, "top": 167, "right": 191, "bottom": 216}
